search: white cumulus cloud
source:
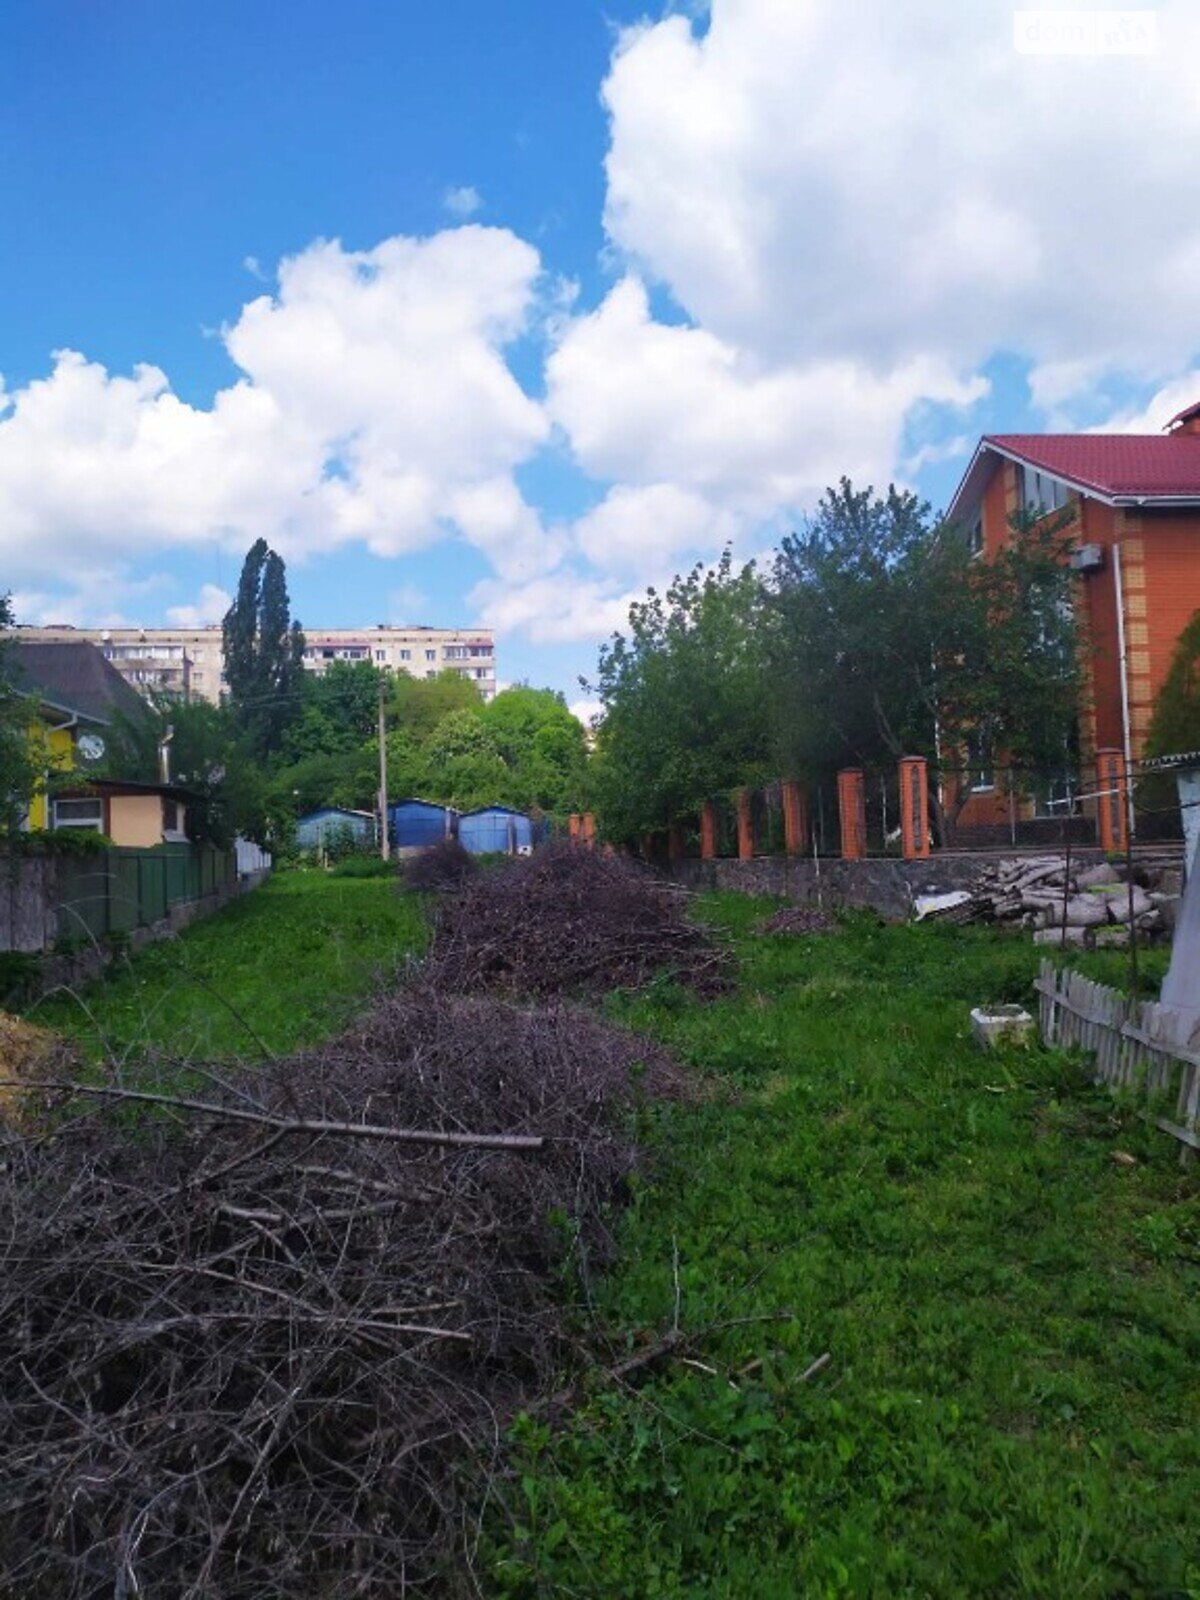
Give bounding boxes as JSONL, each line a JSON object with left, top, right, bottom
{"left": 443, "top": 185, "right": 483, "bottom": 218}
{"left": 547, "top": 276, "right": 985, "bottom": 574}
{"left": 1090, "top": 373, "right": 1200, "bottom": 434}
{"left": 165, "top": 583, "right": 233, "bottom": 628}
{"left": 602, "top": 0, "right": 1200, "bottom": 393}
{"left": 0, "top": 227, "right": 553, "bottom": 590}
{"left": 470, "top": 570, "right": 638, "bottom": 646}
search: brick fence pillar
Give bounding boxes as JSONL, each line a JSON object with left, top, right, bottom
{"left": 700, "top": 801, "right": 717, "bottom": 860}
{"left": 781, "top": 780, "right": 809, "bottom": 857}
{"left": 568, "top": 813, "right": 581, "bottom": 842}
{"left": 1096, "top": 748, "right": 1130, "bottom": 855}
{"left": 667, "top": 823, "right": 685, "bottom": 863}
{"left": 736, "top": 788, "right": 755, "bottom": 861}
{"left": 582, "top": 812, "right": 597, "bottom": 848}
{"left": 898, "top": 756, "right": 930, "bottom": 860}
{"left": 837, "top": 768, "right": 867, "bottom": 860}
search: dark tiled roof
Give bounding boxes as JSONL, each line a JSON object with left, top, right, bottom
{"left": 11, "top": 641, "right": 148, "bottom": 726}
{"left": 984, "top": 433, "right": 1200, "bottom": 499}
{"left": 57, "top": 778, "right": 199, "bottom": 802}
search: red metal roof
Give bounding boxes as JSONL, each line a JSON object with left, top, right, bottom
{"left": 983, "top": 432, "right": 1200, "bottom": 500}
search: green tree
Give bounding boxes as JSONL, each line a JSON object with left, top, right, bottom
{"left": 770, "top": 480, "right": 1081, "bottom": 831}
{"left": 420, "top": 709, "right": 511, "bottom": 811}
{"left": 308, "top": 660, "right": 383, "bottom": 744}
{"left": 588, "top": 551, "right": 774, "bottom": 841}
{"left": 106, "top": 692, "right": 275, "bottom": 847}
{"left": 481, "top": 686, "right": 588, "bottom": 812}
{"left": 1139, "top": 608, "right": 1200, "bottom": 824}
{"left": 1144, "top": 609, "right": 1200, "bottom": 761}
{"left": 424, "top": 707, "right": 497, "bottom": 765}
{"left": 222, "top": 539, "right": 306, "bottom": 757}
{"left": 388, "top": 669, "right": 482, "bottom": 741}
{"left": 0, "top": 593, "right": 38, "bottom": 830}
{"left": 269, "top": 749, "right": 368, "bottom": 820}
{"left": 279, "top": 661, "right": 386, "bottom": 765}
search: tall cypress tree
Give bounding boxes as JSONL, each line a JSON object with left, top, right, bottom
{"left": 222, "top": 541, "right": 306, "bottom": 758}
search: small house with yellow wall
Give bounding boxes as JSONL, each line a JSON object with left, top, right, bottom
{"left": 13, "top": 639, "right": 155, "bottom": 833}
{"left": 49, "top": 778, "right": 196, "bottom": 847}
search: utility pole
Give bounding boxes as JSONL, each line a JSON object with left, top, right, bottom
{"left": 377, "top": 679, "right": 390, "bottom": 861}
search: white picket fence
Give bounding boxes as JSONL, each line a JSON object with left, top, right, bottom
{"left": 1034, "top": 960, "right": 1200, "bottom": 1162}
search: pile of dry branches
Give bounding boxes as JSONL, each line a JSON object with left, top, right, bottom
{"left": 0, "top": 989, "right": 689, "bottom": 1597}
{"left": 425, "top": 842, "right": 729, "bottom": 1000}
{"left": 402, "top": 837, "right": 479, "bottom": 894}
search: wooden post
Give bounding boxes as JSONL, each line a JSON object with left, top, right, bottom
{"left": 837, "top": 768, "right": 866, "bottom": 861}
{"left": 898, "top": 756, "right": 930, "bottom": 860}
{"left": 736, "top": 788, "right": 755, "bottom": 861}
{"left": 700, "top": 800, "right": 717, "bottom": 860}
{"left": 781, "top": 780, "right": 808, "bottom": 857}
{"left": 1096, "top": 748, "right": 1129, "bottom": 856}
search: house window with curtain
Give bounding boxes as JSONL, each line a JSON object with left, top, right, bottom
{"left": 1019, "top": 466, "right": 1072, "bottom": 517}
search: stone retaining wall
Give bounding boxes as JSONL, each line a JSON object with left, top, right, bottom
{"left": 668, "top": 850, "right": 1112, "bottom": 920}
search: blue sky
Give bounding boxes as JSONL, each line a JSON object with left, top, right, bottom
{"left": 3, "top": 0, "right": 1199, "bottom": 712}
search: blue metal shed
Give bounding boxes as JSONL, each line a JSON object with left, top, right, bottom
{"left": 457, "top": 805, "right": 535, "bottom": 856}
{"left": 295, "top": 807, "right": 376, "bottom": 851}
{"left": 389, "top": 798, "right": 458, "bottom": 849}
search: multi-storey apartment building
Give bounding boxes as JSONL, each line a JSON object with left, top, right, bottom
{"left": 19, "top": 627, "right": 227, "bottom": 702}
{"left": 17, "top": 624, "right": 497, "bottom": 705}
{"left": 301, "top": 628, "right": 496, "bottom": 699}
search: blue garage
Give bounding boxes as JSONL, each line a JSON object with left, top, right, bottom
{"left": 390, "top": 797, "right": 458, "bottom": 849}
{"left": 457, "top": 805, "right": 535, "bottom": 856}
{"left": 295, "top": 807, "right": 376, "bottom": 853}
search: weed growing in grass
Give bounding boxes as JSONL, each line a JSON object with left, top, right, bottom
{"left": 484, "top": 898, "right": 1198, "bottom": 1599}
{"left": 27, "top": 871, "right": 427, "bottom": 1063}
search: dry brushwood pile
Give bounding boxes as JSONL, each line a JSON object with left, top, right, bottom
{"left": 0, "top": 1011, "right": 75, "bottom": 1126}
{"left": 758, "top": 906, "right": 838, "bottom": 936}
{"left": 402, "top": 836, "right": 479, "bottom": 893}
{"left": 424, "top": 842, "right": 729, "bottom": 1000}
{"left": 0, "top": 989, "right": 690, "bottom": 1598}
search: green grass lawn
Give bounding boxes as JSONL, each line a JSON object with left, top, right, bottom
{"left": 26, "top": 869, "right": 426, "bottom": 1064}
{"left": 484, "top": 900, "right": 1199, "bottom": 1599}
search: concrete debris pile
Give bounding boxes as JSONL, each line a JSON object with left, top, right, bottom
{"left": 916, "top": 854, "right": 1184, "bottom": 948}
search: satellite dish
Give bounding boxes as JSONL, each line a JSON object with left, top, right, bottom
{"left": 77, "top": 733, "right": 106, "bottom": 763}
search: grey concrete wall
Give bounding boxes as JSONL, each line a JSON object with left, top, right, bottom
{"left": 668, "top": 850, "right": 1108, "bottom": 919}
{"left": 0, "top": 855, "right": 63, "bottom": 954}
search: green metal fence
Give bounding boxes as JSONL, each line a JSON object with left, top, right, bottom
{"left": 55, "top": 843, "right": 236, "bottom": 945}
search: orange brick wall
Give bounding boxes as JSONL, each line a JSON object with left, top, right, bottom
{"left": 1124, "top": 512, "right": 1200, "bottom": 752}
{"left": 979, "top": 465, "right": 1200, "bottom": 763}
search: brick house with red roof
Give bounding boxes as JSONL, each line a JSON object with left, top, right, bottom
{"left": 946, "top": 402, "right": 1200, "bottom": 830}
